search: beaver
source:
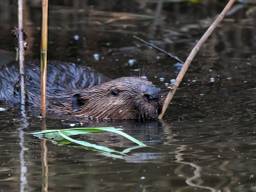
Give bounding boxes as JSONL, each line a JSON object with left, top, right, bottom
{"left": 0, "top": 61, "right": 162, "bottom": 120}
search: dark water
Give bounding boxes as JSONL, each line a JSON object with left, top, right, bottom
{"left": 1, "top": 1, "right": 256, "bottom": 191}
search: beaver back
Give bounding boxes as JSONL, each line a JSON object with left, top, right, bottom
{"left": 0, "top": 60, "right": 108, "bottom": 105}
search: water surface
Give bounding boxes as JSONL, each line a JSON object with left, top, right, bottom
{"left": 0, "top": 1, "right": 256, "bottom": 191}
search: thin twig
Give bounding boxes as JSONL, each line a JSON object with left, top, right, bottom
{"left": 133, "top": 35, "right": 184, "bottom": 63}
{"left": 40, "top": 0, "right": 48, "bottom": 118}
{"left": 18, "top": 0, "right": 25, "bottom": 106}
{"left": 158, "top": 0, "right": 236, "bottom": 119}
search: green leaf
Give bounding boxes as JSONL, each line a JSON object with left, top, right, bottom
{"left": 58, "top": 130, "right": 123, "bottom": 155}
{"left": 32, "top": 127, "right": 147, "bottom": 158}
{"left": 33, "top": 127, "right": 119, "bottom": 141}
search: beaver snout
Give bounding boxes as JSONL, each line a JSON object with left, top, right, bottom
{"left": 143, "top": 87, "right": 161, "bottom": 100}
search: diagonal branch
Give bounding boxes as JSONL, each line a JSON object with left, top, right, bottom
{"left": 158, "top": 0, "right": 237, "bottom": 119}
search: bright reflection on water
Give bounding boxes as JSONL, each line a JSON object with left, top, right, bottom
{"left": 0, "top": 0, "right": 256, "bottom": 191}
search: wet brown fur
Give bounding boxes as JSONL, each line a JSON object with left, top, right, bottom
{"left": 0, "top": 61, "right": 162, "bottom": 121}
{"left": 44, "top": 77, "right": 162, "bottom": 120}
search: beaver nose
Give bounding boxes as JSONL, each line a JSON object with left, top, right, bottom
{"left": 144, "top": 87, "right": 161, "bottom": 100}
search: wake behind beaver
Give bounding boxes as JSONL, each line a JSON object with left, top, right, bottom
{"left": 0, "top": 61, "right": 163, "bottom": 120}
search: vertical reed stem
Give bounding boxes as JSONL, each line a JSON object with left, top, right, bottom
{"left": 41, "top": 119, "right": 48, "bottom": 192}
{"left": 158, "top": 0, "right": 236, "bottom": 119}
{"left": 40, "top": 0, "right": 48, "bottom": 118}
{"left": 18, "top": 0, "right": 25, "bottom": 106}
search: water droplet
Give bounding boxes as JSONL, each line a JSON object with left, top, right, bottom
{"left": 73, "top": 34, "right": 80, "bottom": 41}
{"left": 141, "top": 76, "right": 147, "bottom": 80}
{"left": 170, "top": 79, "right": 176, "bottom": 84}
{"left": 93, "top": 53, "right": 100, "bottom": 61}
{"left": 174, "top": 62, "right": 183, "bottom": 71}
{"left": 210, "top": 77, "right": 215, "bottom": 83}
{"left": 128, "top": 59, "right": 136, "bottom": 66}
{"left": 159, "top": 77, "right": 165, "bottom": 82}
{"left": 0, "top": 107, "right": 6, "bottom": 112}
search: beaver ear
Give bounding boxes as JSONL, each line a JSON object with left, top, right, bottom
{"left": 72, "top": 94, "right": 88, "bottom": 112}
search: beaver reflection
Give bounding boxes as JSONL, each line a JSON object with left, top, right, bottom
{"left": 0, "top": 61, "right": 163, "bottom": 120}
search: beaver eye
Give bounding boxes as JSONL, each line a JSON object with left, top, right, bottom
{"left": 110, "top": 88, "right": 119, "bottom": 96}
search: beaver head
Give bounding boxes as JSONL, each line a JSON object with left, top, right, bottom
{"left": 66, "top": 77, "right": 162, "bottom": 120}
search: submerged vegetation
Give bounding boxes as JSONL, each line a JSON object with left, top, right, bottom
{"left": 32, "top": 127, "right": 146, "bottom": 159}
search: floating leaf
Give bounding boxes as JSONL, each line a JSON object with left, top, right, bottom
{"left": 32, "top": 127, "right": 146, "bottom": 159}
{"left": 58, "top": 130, "right": 123, "bottom": 155}
{"left": 33, "top": 127, "right": 119, "bottom": 141}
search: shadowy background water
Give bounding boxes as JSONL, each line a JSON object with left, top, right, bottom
{"left": 0, "top": 0, "right": 256, "bottom": 191}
